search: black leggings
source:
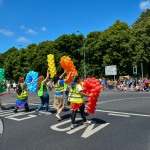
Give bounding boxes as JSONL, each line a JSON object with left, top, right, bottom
{"left": 71, "top": 104, "right": 86, "bottom": 124}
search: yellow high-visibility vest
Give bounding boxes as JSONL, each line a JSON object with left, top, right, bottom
{"left": 68, "top": 84, "right": 84, "bottom": 103}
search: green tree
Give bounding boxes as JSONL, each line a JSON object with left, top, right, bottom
{"left": 131, "top": 9, "right": 150, "bottom": 77}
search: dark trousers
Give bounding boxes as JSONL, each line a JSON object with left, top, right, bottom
{"left": 71, "top": 104, "right": 86, "bottom": 124}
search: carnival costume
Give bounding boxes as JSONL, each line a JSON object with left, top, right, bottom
{"left": 15, "top": 83, "right": 29, "bottom": 111}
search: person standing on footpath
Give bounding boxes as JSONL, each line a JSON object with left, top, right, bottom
{"left": 36, "top": 69, "right": 51, "bottom": 115}
{"left": 6, "top": 81, "right": 11, "bottom": 94}
{"left": 12, "top": 81, "right": 17, "bottom": 93}
{"left": 68, "top": 76, "right": 93, "bottom": 129}
{"left": 52, "top": 71, "right": 71, "bottom": 120}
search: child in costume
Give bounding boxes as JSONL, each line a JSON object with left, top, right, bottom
{"left": 14, "top": 77, "right": 33, "bottom": 113}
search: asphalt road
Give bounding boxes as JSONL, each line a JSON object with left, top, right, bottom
{"left": 0, "top": 90, "right": 150, "bottom": 150}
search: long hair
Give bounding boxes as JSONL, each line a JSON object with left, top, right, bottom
{"left": 37, "top": 76, "right": 44, "bottom": 90}
{"left": 70, "top": 76, "right": 80, "bottom": 90}
{"left": 52, "top": 74, "right": 59, "bottom": 85}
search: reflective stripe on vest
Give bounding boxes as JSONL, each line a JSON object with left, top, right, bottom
{"left": 68, "top": 84, "right": 84, "bottom": 103}
{"left": 54, "top": 81, "right": 64, "bottom": 92}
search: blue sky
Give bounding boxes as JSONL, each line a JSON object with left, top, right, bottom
{"left": 0, "top": 0, "right": 149, "bottom": 53}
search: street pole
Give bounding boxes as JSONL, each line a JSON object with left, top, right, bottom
{"left": 77, "top": 31, "right": 86, "bottom": 79}
{"left": 141, "top": 63, "right": 143, "bottom": 81}
{"left": 83, "top": 38, "right": 86, "bottom": 79}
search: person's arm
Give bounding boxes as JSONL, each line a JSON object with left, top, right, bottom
{"left": 27, "top": 79, "right": 34, "bottom": 86}
{"left": 42, "top": 68, "right": 49, "bottom": 83}
{"left": 80, "top": 91, "right": 93, "bottom": 97}
{"left": 78, "top": 84, "right": 93, "bottom": 97}
{"left": 59, "top": 71, "right": 66, "bottom": 79}
{"left": 64, "top": 71, "right": 71, "bottom": 82}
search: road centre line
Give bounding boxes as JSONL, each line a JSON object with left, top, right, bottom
{"left": 98, "top": 97, "right": 150, "bottom": 105}
{"left": 96, "top": 109, "right": 150, "bottom": 117}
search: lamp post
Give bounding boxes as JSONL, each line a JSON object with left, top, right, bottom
{"left": 76, "top": 31, "right": 86, "bottom": 79}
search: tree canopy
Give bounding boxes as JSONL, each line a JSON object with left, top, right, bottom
{"left": 1, "top": 9, "right": 150, "bottom": 81}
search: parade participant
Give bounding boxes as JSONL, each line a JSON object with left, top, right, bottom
{"left": 14, "top": 77, "right": 33, "bottom": 113}
{"left": 53, "top": 71, "right": 71, "bottom": 121}
{"left": 68, "top": 76, "right": 93, "bottom": 129}
{"left": 36, "top": 69, "right": 51, "bottom": 115}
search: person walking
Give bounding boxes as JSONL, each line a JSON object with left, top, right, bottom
{"left": 36, "top": 69, "right": 51, "bottom": 115}
{"left": 14, "top": 77, "right": 34, "bottom": 113}
{"left": 53, "top": 71, "right": 71, "bottom": 120}
{"left": 68, "top": 76, "right": 93, "bottom": 129}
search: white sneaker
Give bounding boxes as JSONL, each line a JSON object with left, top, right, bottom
{"left": 45, "top": 112, "right": 52, "bottom": 115}
{"left": 70, "top": 124, "right": 77, "bottom": 129}
{"left": 84, "top": 120, "right": 92, "bottom": 126}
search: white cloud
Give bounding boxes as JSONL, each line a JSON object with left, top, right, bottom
{"left": 41, "top": 26, "right": 47, "bottom": 31}
{"left": 16, "top": 36, "right": 30, "bottom": 42}
{"left": 140, "top": 0, "right": 150, "bottom": 10}
{"left": 0, "top": 29, "right": 14, "bottom": 36}
{"left": 26, "top": 28, "right": 37, "bottom": 35}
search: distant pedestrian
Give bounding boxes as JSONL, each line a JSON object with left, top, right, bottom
{"left": 13, "top": 81, "right": 17, "bottom": 93}
{"left": 6, "top": 81, "right": 11, "bottom": 94}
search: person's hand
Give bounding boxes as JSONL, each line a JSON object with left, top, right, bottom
{"left": 47, "top": 68, "right": 50, "bottom": 72}
{"left": 89, "top": 93, "right": 93, "bottom": 97}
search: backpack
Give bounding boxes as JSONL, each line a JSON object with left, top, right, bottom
{"left": 17, "top": 84, "right": 28, "bottom": 99}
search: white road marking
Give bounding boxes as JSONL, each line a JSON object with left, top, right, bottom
{"left": 96, "top": 109, "right": 150, "bottom": 117}
{"left": 108, "top": 113, "right": 130, "bottom": 117}
{"left": 5, "top": 111, "right": 35, "bottom": 118}
{"left": 9, "top": 115, "right": 37, "bottom": 121}
{"left": 51, "top": 118, "right": 110, "bottom": 138}
{"left": 0, "top": 113, "right": 15, "bottom": 117}
{"left": 81, "top": 123, "right": 110, "bottom": 138}
{"left": 98, "top": 97, "right": 150, "bottom": 104}
{"left": 51, "top": 119, "right": 71, "bottom": 131}
{"left": 67, "top": 125, "right": 86, "bottom": 134}
{"left": 0, "top": 118, "right": 4, "bottom": 139}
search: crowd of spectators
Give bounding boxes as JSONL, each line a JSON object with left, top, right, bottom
{"left": 99, "top": 76, "right": 150, "bottom": 92}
